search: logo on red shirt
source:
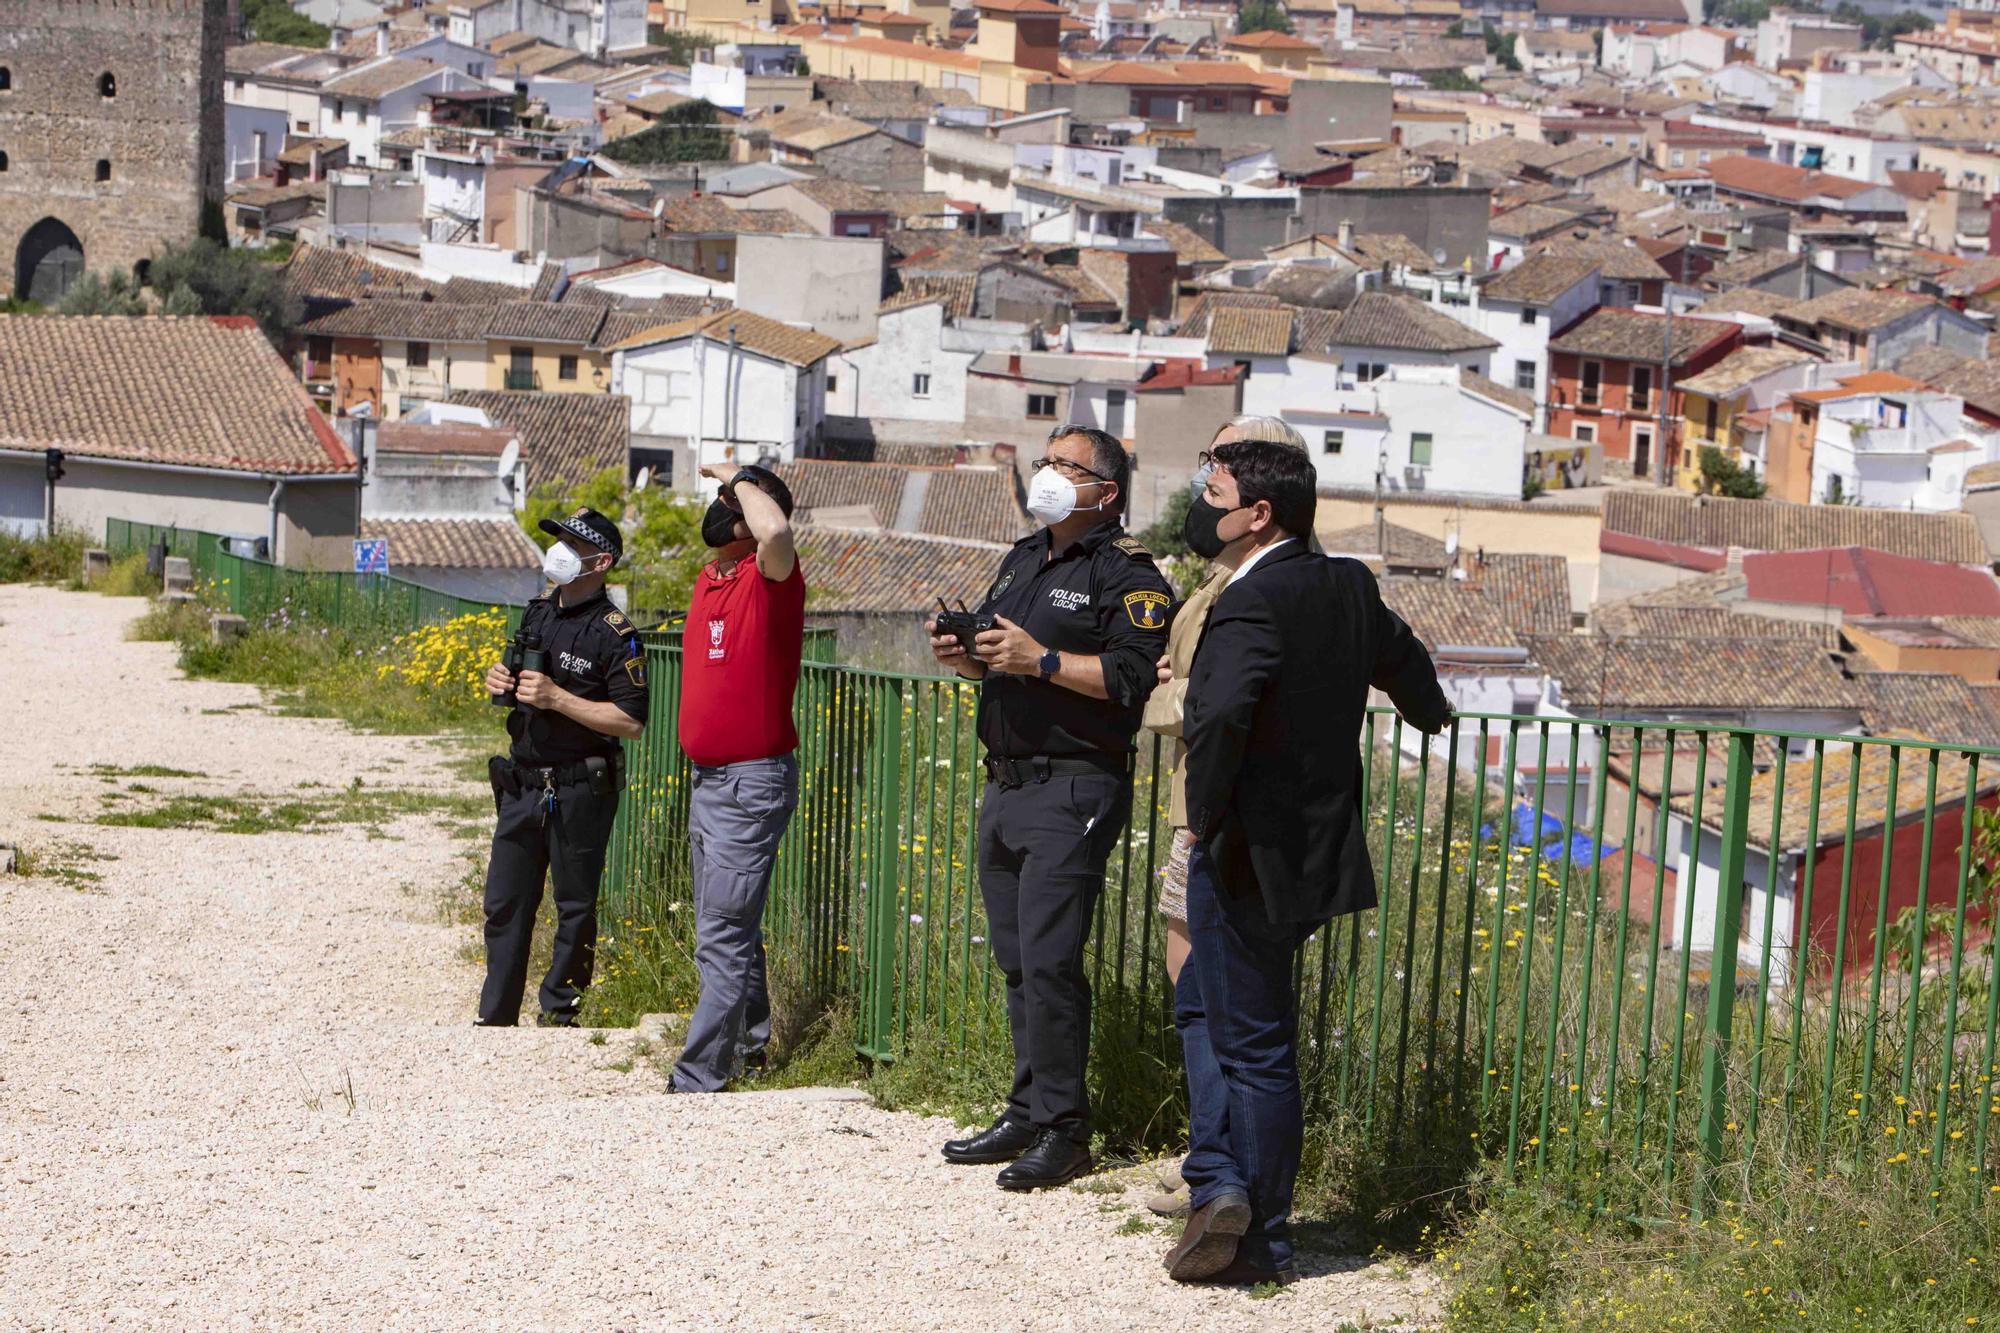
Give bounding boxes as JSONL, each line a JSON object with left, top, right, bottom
{"left": 707, "top": 617, "right": 726, "bottom": 660}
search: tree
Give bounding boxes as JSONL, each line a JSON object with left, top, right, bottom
{"left": 147, "top": 237, "right": 303, "bottom": 345}
{"left": 1138, "top": 488, "right": 1193, "bottom": 560}
{"left": 599, "top": 100, "right": 730, "bottom": 165}
{"left": 1696, "top": 446, "right": 1767, "bottom": 499}
{"left": 646, "top": 27, "right": 707, "bottom": 65}
{"left": 58, "top": 270, "right": 148, "bottom": 317}
{"left": 1486, "top": 29, "right": 1522, "bottom": 71}
{"left": 241, "top": 0, "right": 330, "bottom": 46}
{"left": 1422, "top": 69, "right": 1481, "bottom": 91}
{"left": 519, "top": 466, "right": 713, "bottom": 615}
{"left": 1235, "top": 0, "right": 1294, "bottom": 36}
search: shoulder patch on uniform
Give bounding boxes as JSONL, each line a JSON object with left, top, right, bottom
{"left": 623, "top": 655, "right": 647, "bottom": 688}
{"left": 1112, "top": 535, "right": 1155, "bottom": 562}
{"left": 603, "top": 609, "right": 631, "bottom": 633}
{"left": 1123, "top": 589, "right": 1170, "bottom": 630}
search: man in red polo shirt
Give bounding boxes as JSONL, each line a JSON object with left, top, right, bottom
{"left": 671, "top": 463, "right": 805, "bottom": 1093}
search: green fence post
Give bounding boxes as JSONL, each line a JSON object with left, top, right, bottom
{"left": 1695, "top": 728, "right": 1755, "bottom": 1218}
{"left": 859, "top": 678, "right": 906, "bottom": 1061}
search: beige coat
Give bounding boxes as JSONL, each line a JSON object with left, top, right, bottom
{"left": 1141, "top": 564, "right": 1230, "bottom": 829}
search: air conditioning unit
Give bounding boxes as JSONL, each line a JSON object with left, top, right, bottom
{"left": 1403, "top": 465, "right": 1429, "bottom": 489}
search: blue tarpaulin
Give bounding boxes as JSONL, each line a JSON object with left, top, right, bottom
{"left": 1506, "top": 802, "right": 1615, "bottom": 867}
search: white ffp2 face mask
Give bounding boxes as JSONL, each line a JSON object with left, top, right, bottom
{"left": 1026, "top": 466, "right": 1105, "bottom": 526}
{"left": 542, "top": 542, "right": 584, "bottom": 586}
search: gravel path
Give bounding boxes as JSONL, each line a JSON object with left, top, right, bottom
{"left": 0, "top": 584, "right": 1437, "bottom": 1332}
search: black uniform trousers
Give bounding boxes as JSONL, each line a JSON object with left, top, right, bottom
{"left": 479, "top": 772, "right": 621, "bottom": 1026}
{"left": 976, "top": 768, "right": 1131, "bottom": 1136}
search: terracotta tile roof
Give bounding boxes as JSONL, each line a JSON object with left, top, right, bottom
{"left": 1331, "top": 291, "right": 1499, "bottom": 354}
{"left": 528, "top": 263, "right": 563, "bottom": 302}
{"left": 1789, "top": 369, "right": 1927, "bottom": 402}
{"left": 786, "top": 176, "right": 895, "bottom": 211}
{"left": 357, "top": 516, "right": 541, "bottom": 571}
{"left": 1175, "top": 290, "right": 1284, "bottom": 339}
{"left": 435, "top": 275, "right": 525, "bottom": 304}
{"left": 1462, "top": 370, "right": 1534, "bottom": 416}
{"left": 774, "top": 459, "right": 907, "bottom": 527}
{"left": 1706, "top": 155, "right": 1882, "bottom": 204}
{"left": 818, "top": 440, "right": 965, "bottom": 466}
{"left": 1490, "top": 203, "right": 1579, "bottom": 241}
{"left": 484, "top": 301, "right": 610, "bottom": 346}
{"left": 1702, "top": 248, "right": 1800, "bottom": 289}
{"left": 443, "top": 389, "right": 630, "bottom": 491}
{"left": 0, "top": 316, "right": 352, "bottom": 474}
{"left": 1482, "top": 254, "right": 1600, "bottom": 305}
{"left": 1205, "top": 306, "right": 1294, "bottom": 356}
{"left": 374, "top": 421, "right": 515, "bottom": 456}
{"left": 916, "top": 467, "right": 1032, "bottom": 544}
{"left": 1549, "top": 308, "right": 1737, "bottom": 364}
{"left": 762, "top": 108, "right": 881, "bottom": 152}
{"left": 297, "top": 299, "right": 495, "bottom": 342}
{"left": 1380, "top": 579, "right": 1523, "bottom": 652}
{"left": 1143, "top": 219, "right": 1227, "bottom": 266}
{"left": 1851, "top": 672, "right": 2000, "bottom": 746}
{"left": 320, "top": 58, "right": 445, "bottom": 102}
{"left": 1322, "top": 522, "right": 1450, "bottom": 569}
{"left": 1930, "top": 615, "right": 2000, "bottom": 649}
{"left": 275, "top": 136, "right": 346, "bottom": 167}
{"left": 1674, "top": 346, "right": 1813, "bottom": 399}
{"left": 285, "top": 245, "right": 439, "bottom": 302}
{"left": 977, "top": 0, "right": 1064, "bottom": 12}
{"left": 1593, "top": 601, "right": 1842, "bottom": 648}
{"left": 1895, "top": 346, "right": 2000, "bottom": 418}
{"left": 661, "top": 196, "right": 806, "bottom": 235}
{"left": 1466, "top": 553, "right": 1571, "bottom": 636}
{"left": 1691, "top": 288, "right": 1797, "bottom": 319}
{"left": 1602, "top": 491, "right": 1987, "bottom": 565}
{"left": 880, "top": 274, "right": 977, "bottom": 318}
{"left": 1345, "top": 232, "right": 1436, "bottom": 270}
{"left": 798, "top": 525, "right": 1015, "bottom": 610}
{"left": 1533, "top": 237, "right": 1671, "bottom": 281}
{"left": 1529, "top": 633, "right": 1858, "bottom": 713}
{"left": 1780, "top": 286, "right": 1936, "bottom": 335}
{"left": 1223, "top": 30, "right": 1318, "bottom": 48}
{"left": 226, "top": 42, "right": 320, "bottom": 76}
{"left": 594, "top": 300, "right": 726, "bottom": 348}
{"left": 610, "top": 308, "right": 840, "bottom": 367}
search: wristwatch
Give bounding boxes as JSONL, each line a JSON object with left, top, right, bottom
{"left": 1038, "top": 648, "right": 1061, "bottom": 680}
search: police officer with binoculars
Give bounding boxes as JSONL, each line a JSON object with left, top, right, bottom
{"left": 476, "top": 507, "right": 649, "bottom": 1027}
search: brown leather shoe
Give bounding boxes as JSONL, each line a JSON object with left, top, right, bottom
{"left": 1162, "top": 1190, "right": 1251, "bottom": 1281}
{"left": 1188, "top": 1256, "right": 1300, "bottom": 1287}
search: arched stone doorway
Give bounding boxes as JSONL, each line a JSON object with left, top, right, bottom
{"left": 14, "top": 218, "right": 85, "bottom": 305}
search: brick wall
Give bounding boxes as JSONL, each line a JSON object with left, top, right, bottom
{"left": 0, "top": 0, "right": 226, "bottom": 300}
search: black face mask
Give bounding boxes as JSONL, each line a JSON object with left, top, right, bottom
{"left": 1182, "top": 495, "right": 1245, "bottom": 561}
{"left": 701, "top": 498, "right": 744, "bottom": 549}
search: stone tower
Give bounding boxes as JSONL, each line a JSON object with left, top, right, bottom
{"left": 0, "top": 0, "right": 227, "bottom": 303}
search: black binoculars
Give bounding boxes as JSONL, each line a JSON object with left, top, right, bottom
{"left": 934, "top": 598, "right": 994, "bottom": 654}
{"left": 491, "top": 630, "right": 547, "bottom": 710}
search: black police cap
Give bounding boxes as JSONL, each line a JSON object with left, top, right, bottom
{"left": 538, "top": 507, "right": 623, "bottom": 562}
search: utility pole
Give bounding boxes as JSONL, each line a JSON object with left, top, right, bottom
{"left": 1655, "top": 243, "right": 1685, "bottom": 487}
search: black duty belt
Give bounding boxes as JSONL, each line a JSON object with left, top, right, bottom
{"left": 496, "top": 751, "right": 624, "bottom": 792}
{"left": 983, "top": 752, "right": 1131, "bottom": 789}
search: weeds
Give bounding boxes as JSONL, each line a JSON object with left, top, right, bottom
{"left": 96, "top": 552, "right": 159, "bottom": 598}
{"left": 0, "top": 525, "right": 88, "bottom": 585}
{"left": 11, "top": 839, "right": 116, "bottom": 891}
{"left": 96, "top": 786, "right": 486, "bottom": 835}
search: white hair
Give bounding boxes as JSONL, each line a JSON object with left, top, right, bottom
{"left": 1214, "top": 415, "right": 1306, "bottom": 451}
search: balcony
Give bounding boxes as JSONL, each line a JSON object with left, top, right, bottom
{"left": 504, "top": 369, "right": 541, "bottom": 392}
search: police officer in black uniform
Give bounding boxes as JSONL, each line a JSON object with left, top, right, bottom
{"left": 477, "top": 507, "right": 649, "bottom": 1027}
{"left": 930, "top": 425, "right": 1172, "bottom": 1189}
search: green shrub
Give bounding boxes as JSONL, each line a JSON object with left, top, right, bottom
{"left": 97, "top": 552, "right": 159, "bottom": 598}
{"left": 0, "top": 525, "right": 88, "bottom": 585}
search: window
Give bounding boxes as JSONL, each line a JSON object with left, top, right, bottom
{"left": 408, "top": 341, "right": 430, "bottom": 369}
{"left": 1520, "top": 306, "right": 1538, "bottom": 325}
{"left": 1622, "top": 283, "right": 1642, "bottom": 305}
{"left": 1027, "top": 392, "right": 1057, "bottom": 419}
{"left": 0, "top": 150, "right": 7, "bottom": 173}
{"left": 716, "top": 253, "right": 729, "bottom": 274}
{"left": 1410, "top": 433, "right": 1434, "bottom": 467}
{"left": 469, "top": 62, "right": 485, "bottom": 77}
{"left": 912, "top": 372, "right": 932, "bottom": 398}
{"left": 97, "top": 71, "right": 115, "bottom": 99}
{"left": 1515, "top": 359, "right": 1537, "bottom": 393}
{"left": 826, "top": 374, "right": 838, "bottom": 394}
{"left": 1632, "top": 424, "right": 1654, "bottom": 476}
{"left": 1356, "top": 362, "right": 1386, "bottom": 382}
{"left": 1630, "top": 364, "right": 1653, "bottom": 413}
{"left": 95, "top": 159, "right": 110, "bottom": 182}
{"left": 1572, "top": 422, "right": 1597, "bottom": 443}
{"left": 1670, "top": 149, "right": 1685, "bottom": 168}
{"left": 1697, "top": 150, "right": 1710, "bottom": 165}
{"left": 334, "top": 99, "right": 346, "bottom": 120}
{"left": 558, "top": 354, "right": 579, "bottom": 381}
{"left": 0, "top": 67, "right": 10, "bottom": 92}
{"left": 1580, "top": 360, "right": 1602, "bottom": 407}
{"left": 1324, "top": 429, "right": 1344, "bottom": 455}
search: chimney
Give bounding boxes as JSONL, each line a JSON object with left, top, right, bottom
{"left": 376, "top": 23, "right": 389, "bottom": 57}
{"left": 1988, "top": 194, "right": 2000, "bottom": 257}
{"left": 1337, "top": 218, "right": 1354, "bottom": 249}
{"left": 1009, "top": 352, "right": 1022, "bottom": 375}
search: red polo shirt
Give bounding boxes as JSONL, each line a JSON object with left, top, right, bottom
{"left": 678, "top": 556, "right": 806, "bottom": 767}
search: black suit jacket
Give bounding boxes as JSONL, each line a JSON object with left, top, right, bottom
{"left": 1184, "top": 543, "right": 1451, "bottom": 925}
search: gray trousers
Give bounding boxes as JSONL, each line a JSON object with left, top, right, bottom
{"left": 673, "top": 754, "right": 799, "bottom": 1092}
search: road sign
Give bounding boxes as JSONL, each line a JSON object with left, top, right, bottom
{"left": 353, "top": 538, "right": 389, "bottom": 574}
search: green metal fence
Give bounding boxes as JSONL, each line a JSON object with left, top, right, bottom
{"left": 104, "top": 518, "right": 529, "bottom": 634}
{"left": 606, "top": 640, "right": 2000, "bottom": 1216}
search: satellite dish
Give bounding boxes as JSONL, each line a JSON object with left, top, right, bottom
{"left": 1444, "top": 531, "right": 1460, "bottom": 558}
{"left": 634, "top": 466, "right": 652, "bottom": 491}
{"left": 652, "top": 198, "right": 666, "bottom": 220}
{"left": 496, "top": 439, "right": 519, "bottom": 478}
{"left": 1431, "top": 246, "right": 1448, "bottom": 267}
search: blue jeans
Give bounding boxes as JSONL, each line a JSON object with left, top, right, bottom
{"left": 1174, "top": 843, "right": 1323, "bottom": 1271}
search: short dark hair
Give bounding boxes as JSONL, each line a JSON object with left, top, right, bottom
{"left": 738, "top": 464, "right": 795, "bottom": 518}
{"left": 1047, "top": 423, "right": 1130, "bottom": 514}
{"left": 1211, "top": 438, "right": 1317, "bottom": 537}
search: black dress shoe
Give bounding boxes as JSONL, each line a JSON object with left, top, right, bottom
{"left": 1163, "top": 1190, "right": 1251, "bottom": 1281}
{"left": 995, "top": 1129, "right": 1093, "bottom": 1191}
{"left": 941, "top": 1116, "right": 1035, "bottom": 1165}
{"left": 1188, "top": 1256, "right": 1298, "bottom": 1288}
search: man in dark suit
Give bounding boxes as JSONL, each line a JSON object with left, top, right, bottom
{"left": 1162, "top": 438, "right": 1450, "bottom": 1286}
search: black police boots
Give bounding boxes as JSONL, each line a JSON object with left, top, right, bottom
{"left": 996, "top": 1129, "right": 1093, "bottom": 1191}
{"left": 940, "top": 1115, "right": 1035, "bottom": 1165}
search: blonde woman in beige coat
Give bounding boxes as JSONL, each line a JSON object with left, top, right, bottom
{"left": 1141, "top": 416, "right": 1311, "bottom": 1217}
